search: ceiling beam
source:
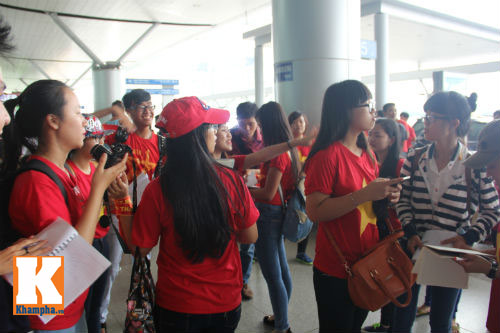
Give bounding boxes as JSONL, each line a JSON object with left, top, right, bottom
{"left": 362, "top": 61, "right": 500, "bottom": 83}
{"left": 361, "top": 0, "right": 500, "bottom": 43}
{"left": 117, "top": 23, "right": 159, "bottom": 63}
{"left": 70, "top": 65, "right": 92, "bottom": 88}
{"left": 48, "top": 12, "right": 105, "bottom": 66}
{"left": 29, "top": 60, "right": 51, "bottom": 79}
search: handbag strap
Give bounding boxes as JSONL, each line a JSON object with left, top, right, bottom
{"left": 323, "top": 226, "right": 352, "bottom": 276}
{"left": 371, "top": 256, "right": 413, "bottom": 307}
{"left": 324, "top": 216, "right": 397, "bottom": 276}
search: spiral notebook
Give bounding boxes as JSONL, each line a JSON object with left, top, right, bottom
{"left": 4, "top": 218, "right": 111, "bottom": 324}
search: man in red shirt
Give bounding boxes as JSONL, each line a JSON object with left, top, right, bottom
{"left": 100, "top": 89, "right": 160, "bottom": 331}
{"left": 229, "top": 102, "right": 264, "bottom": 300}
{"left": 399, "top": 111, "right": 416, "bottom": 153}
{"left": 230, "top": 102, "right": 264, "bottom": 155}
{"left": 230, "top": 102, "right": 264, "bottom": 300}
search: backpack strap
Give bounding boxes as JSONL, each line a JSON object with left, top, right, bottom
{"left": 18, "top": 159, "right": 68, "bottom": 206}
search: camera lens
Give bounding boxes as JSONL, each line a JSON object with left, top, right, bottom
{"left": 90, "top": 144, "right": 113, "bottom": 162}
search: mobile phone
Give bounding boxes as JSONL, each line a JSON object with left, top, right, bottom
{"left": 391, "top": 176, "right": 411, "bottom": 187}
{"left": 400, "top": 176, "right": 411, "bottom": 182}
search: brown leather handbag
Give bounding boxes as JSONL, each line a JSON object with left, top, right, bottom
{"left": 324, "top": 218, "right": 415, "bottom": 311}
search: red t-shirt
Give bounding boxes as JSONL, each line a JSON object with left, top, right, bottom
{"left": 105, "top": 126, "right": 159, "bottom": 183}
{"left": 398, "top": 119, "right": 416, "bottom": 153}
{"left": 297, "top": 145, "right": 311, "bottom": 162}
{"left": 132, "top": 167, "right": 259, "bottom": 314}
{"left": 257, "top": 152, "right": 294, "bottom": 206}
{"left": 231, "top": 155, "right": 246, "bottom": 174}
{"left": 305, "top": 142, "right": 379, "bottom": 278}
{"left": 9, "top": 156, "right": 88, "bottom": 330}
{"left": 66, "top": 160, "right": 109, "bottom": 239}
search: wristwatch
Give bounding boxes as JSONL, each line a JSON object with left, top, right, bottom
{"left": 487, "top": 260, "right": 498, "bottom": 279}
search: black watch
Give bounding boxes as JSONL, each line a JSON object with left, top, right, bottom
{"left": 487, "top": 260, "right": 498, "bottom": 279}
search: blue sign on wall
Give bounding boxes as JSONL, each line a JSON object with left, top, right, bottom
{"left": 127, "top": 88, "right": 179, "bottom": 95}
{"left": 126, "top": 79, "right": 179, "bottom": 86}
{"left": 275, "top": 62, "right": 293, "bottom": 82}
{"left": 360, "top": 40, "right": 377, "bottom": 60}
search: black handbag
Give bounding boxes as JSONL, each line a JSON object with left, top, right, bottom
{"left": 124, "top": 249, "right": 156, "bottom": 333}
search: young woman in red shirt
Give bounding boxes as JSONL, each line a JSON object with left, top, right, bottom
{"left": 249, "top": 101, "right": 300, "bottom": 333}
{"left": 213, "top": 122, "right": 314, "bottom": 174}
{"left": 66, "top": 114, "right": 119, "bottom": 333}
{"left": 304, "top": 80, "right": 402, "bottom": 333}
{"left": 363, "top": 117, "right": 404, "bottom": 332}
{"left": 288, "top": 111, "right": 314, "bottom": 265}
{"left": 131, "top": 97, "right": 259, "bottom": 333}
{"left": 3, "top": 80, "right": 126, "bottom": 332}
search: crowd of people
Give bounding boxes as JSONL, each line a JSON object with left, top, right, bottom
{"left": 1, "top": 17, "right": 500, "bottom": 333}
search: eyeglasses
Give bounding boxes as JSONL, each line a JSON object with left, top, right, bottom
{"left": 356, "top": 102, "right": 376, "bottom": 114}
{"left": 424, "top": 114, "right": 449, "bottom": 123}
{"left": 136, "top": 104, "right": 156, "bottom": 113}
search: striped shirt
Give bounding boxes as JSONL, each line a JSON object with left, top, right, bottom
{"left": 396, "top": 143, "right": 500, "bottom": 244}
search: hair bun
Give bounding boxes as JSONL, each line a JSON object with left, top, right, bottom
{"left": 467, "top": 92, "right": 478, "bottom": 112}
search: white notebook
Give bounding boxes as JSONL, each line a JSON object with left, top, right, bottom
{"left": 4, "top": 218, "right": 111, "bottom": 324}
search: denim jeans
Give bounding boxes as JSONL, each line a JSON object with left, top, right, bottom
{"left": 392, "top": 283, "right": 461, "bottom": 332}
{"left": 99, "top": 216, "right": 123, "bottom": 324}
{"left": 254, "top": 202, "right": 292, "bottom": 331}
{"left": 313, "top": 267, "right": 368, "bottom": 333}
{"left": 239, "top": 243, "right": 254, "bottom": 284}
{"left": 424, "top": 285, "right": 461, "bottom": 319}
{"left": 154, "top": 304, "right": 241, "bottom": 333}
{"left": 85, "top": 237, "right": 110, "bottom": 333}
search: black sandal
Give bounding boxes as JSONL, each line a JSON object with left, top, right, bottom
{"left": 263, "top": 315, "right": 275, "bottom": 327}
{"left": 101, "top": 322, "right": 107, "bottom": 333}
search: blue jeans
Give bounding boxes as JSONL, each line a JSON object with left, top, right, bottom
{"left": 239, "top": 243, "right": 254, "bottom": 284}
{"left": 392, "top": 283, "right": 461, "bottom": 332}
{"left": 254, "top": 202, "right": 292, "bottom": 331}
{"left": 424, "top": 286, "right": 461, "bottom": 319}
{"left": 85, "top": 237, "right": 110, "bottom": 333}
{"left": 154, "top": 304, "right": 241, "bottom": 332}
{"left": 99, "top": 216, "right": 123, "bottom": 324}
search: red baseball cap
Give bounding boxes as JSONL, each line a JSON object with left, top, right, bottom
{"left": 156, "top": 96, "right": 229, "bottom": 138}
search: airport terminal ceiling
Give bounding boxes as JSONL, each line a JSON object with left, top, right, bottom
{"left": 0, "top": 0, "right": 499, "bottom": 117}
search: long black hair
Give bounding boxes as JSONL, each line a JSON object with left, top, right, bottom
{"left": 374, "top": 118, "right": 401, "bottom": 178}
{"left": 160, "top": 124, "right": 237, "bottom": 263}
{"left": 0, "top": 80, "right": 68, "bottom": 248}
{"left": 372, "top": 118, "right": 401, "bottom": 237}
{"left": 1, "top": 79, "right": 68, "bottom": 177}
{"left": 256, "top": 101, "right": 300, "bottom": 180}
{"left": 307, "top": 80, "right": 374, "bottom": 163}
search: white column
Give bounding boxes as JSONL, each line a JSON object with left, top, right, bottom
{"left": 375, "top": 12, "right": 389, "bottom": 110}
{"left": 272, "top": 0, "right": 361, "bottom": 125}
{"left": 93, "top": 63, "right": 123, "bottom": 113}
{"left": 254, "top": 43, "right": 264, "bottom": 107}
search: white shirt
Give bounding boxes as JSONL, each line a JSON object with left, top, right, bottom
{"left": 423, "top": 142, "right": 468, "bottom": 206}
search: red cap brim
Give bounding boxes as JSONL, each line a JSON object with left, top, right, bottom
{"left": 205, "top": 108, "right": 230, "bottom": 125}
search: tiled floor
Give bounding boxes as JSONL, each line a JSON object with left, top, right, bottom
{"left": 104, "top": 230, "right": 492, "bottom": 333}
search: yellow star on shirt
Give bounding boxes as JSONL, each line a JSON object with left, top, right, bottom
{"left": 358, "top": 179, "right": 377, "bottom": 236}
